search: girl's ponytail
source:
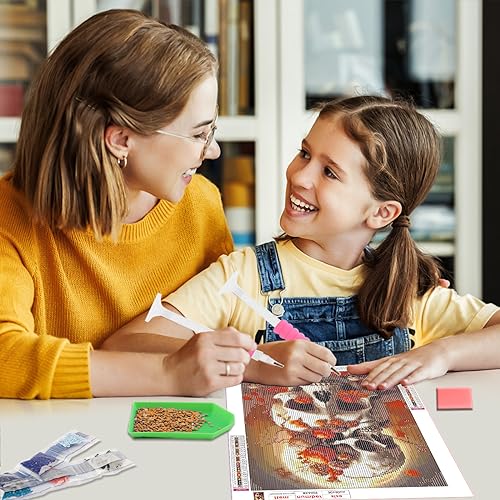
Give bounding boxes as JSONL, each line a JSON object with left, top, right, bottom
{"left": 359, "top": 220, "right": 442, "bottom": 338}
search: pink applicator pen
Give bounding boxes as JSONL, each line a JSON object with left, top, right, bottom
{"left": 219, "top": 272, "right": 341, "bottom": 376}
{"left": 145, "top": 293, "right": 284, "bottom": 368}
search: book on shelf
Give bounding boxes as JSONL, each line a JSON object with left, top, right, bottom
{"left": 222, "top": 151, "right": 255, "bottom": 245}
{"left": 0, "top": 83, "right": 24, "bottom": 117}
{"left": 218, "top": 0, "right": 229, "bottom": 114}
{"left": 160, "top": 0, "right": 182, "bottom": 24}
{"left": 225, "top": 206, "right": 255, "bottom": 246}
{"left": 226, "top": 0, "right": 239, "bottom": 116}
{"left": 217, "top": 0, "right": 253, "bottom": 115}
{"left": 0, "top": 3, "right": 46, "bottom": 29}
{"left": 0, "top": 53, "right": 31, "bottom": 81}
{"left": 0, "top": 40, "right": 44, "bottom": 81}
{"left": 238, "top": 0, "right": 252, "bottom": 114}
{"left": 183, "top": 0, "right": 202, "bottom": 37}
{"left": 147, "top": 1, "right": 202, "bottom": 37}
{"left": 0, "top": 25, "right": 46, "bottom": 44}
{"left": 205, "top": 143, "right": 255, "bottom": 246}
{"left": 203, "top": 0, "right": 219, "bottom": 57}
{"left": 0, "top": 4, "right": 46, "bottom": 91}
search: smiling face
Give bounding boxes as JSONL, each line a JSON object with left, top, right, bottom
{"left": 280, "top": 116, "right": 382, "bottom": 267}
{"left": 123, "top": 75, "right": 220, "bottom": 204}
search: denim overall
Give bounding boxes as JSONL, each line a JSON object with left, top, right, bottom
{"left": 254, "top": 241, "right": 411, "bottom": 365}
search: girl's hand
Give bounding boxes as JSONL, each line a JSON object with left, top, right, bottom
{"left": 347, "top": 339, "right": 450, "bottom": 390}
{"left": 245, "top": 340, "right": 336, "bottom": 386}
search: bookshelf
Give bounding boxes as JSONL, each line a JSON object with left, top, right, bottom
{"left": 0, "top": 1, "right": 44, "bottom": 173}
{"left": 0, "top": 1, "right": 483, "bottom": 298}
{"left": 0, "top": 1, "right": 71, "bottom": 173}
{"left": 277, "top": 0, "right": 482, "bottom": 297}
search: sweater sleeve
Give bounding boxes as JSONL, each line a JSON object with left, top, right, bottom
{"left": 0, "top": 235, "right": 92, "bottom": 399}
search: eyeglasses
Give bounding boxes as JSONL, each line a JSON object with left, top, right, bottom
{"left": 156, "top": 107, "right": 218, "bottom": 159}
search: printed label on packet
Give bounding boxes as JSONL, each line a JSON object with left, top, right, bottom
{"left": 40, "top": 450, "right": 126, "bottom": 482}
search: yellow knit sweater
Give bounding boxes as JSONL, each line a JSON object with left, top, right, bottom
{"left": 0, "top": 174, "right": 233, "bottom": 399}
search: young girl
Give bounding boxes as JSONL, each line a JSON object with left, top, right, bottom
{"left": 107, "top": 95, "right": 500, "bottom": 388}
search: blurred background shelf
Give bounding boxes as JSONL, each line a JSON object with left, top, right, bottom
{"left": 0, "top": 0, "right": 483, "bottom": 297}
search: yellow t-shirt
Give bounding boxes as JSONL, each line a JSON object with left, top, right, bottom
{"left": 168, "top": 239, "right": 499, "bottom": 347}
{"left": 0, "top": 174, "right": 233, "bottom": 399}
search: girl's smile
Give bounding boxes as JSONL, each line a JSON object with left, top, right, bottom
{"left": 289, "top": 193, "right": 319, "bottom": 213}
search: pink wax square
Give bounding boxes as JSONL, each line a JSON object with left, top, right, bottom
{"left": 436, "top": 387, "right": 473, "bottom": 410}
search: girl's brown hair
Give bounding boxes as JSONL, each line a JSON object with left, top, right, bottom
{"left": 12, "top": 9, "right": 217, "bottom": 239}
{"left": 321, "top": 95, "right": 443, "bottom": 337}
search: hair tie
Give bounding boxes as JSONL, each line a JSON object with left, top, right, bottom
{"left": 392, "top": 215, "right": 411, "bottom": 229}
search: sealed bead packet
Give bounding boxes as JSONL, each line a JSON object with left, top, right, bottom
{"left": 0, "top": 431, "right": 134, "bottom": 499}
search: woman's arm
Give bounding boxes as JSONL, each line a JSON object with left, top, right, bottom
{"left": 92, "top": 327, "right": 256, "bottom": 397}
{"left": 349, "top": 310, "right": 500, "bottom": 389}
{"left": 100, "top": 302, "right": 193, "bottom": 353}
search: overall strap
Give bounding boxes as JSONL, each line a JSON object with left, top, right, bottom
{"left": 253, "top": 241, "right": 286, "bottom": 293}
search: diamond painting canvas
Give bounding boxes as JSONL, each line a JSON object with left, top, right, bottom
{"left": 227, "top": 370, "right": 471, "bottom": 499}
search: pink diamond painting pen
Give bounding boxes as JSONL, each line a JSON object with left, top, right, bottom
{"left": 219, "top": 272, "right": 341, "bottom": 376}
{"left": 145, "top": 293, "right": 284, "bottom": 368}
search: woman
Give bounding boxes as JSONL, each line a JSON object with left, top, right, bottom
{"left": 0, "top": 9, "right": 255, "bottom": 399}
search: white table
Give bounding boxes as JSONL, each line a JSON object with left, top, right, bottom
{"left": 1, "top": 369, "right": 498, "bottom": 500}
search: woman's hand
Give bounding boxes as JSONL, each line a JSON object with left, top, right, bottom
{"left": 163, "top": 328, "right": 256, "bottom": 396}
{"left": 244, "top": 340, "right": 336, "bottom": 386}
{"left": 91, "top": 327, "right": 255, "bottom": 397}
{"left": 347, "top": 338, "right": 450, "bottom": 390}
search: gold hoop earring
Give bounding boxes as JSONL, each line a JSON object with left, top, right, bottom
{"left": 117, "top": 156, "right": 127, "bottom": 169}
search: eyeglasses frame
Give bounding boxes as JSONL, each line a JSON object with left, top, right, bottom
{"left": 156, "top": 106, "right": 218, "bottom": 159}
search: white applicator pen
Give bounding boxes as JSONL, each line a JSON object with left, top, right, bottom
{"left": 219, "top": 272, "right": 341, "bottom": 376}
{"left": 145, "top": 293, "right": 284, "bottom": 368}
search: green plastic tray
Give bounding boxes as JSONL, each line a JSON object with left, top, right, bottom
{"left": 128, "top": 401, "right": 235, "bottom": 440}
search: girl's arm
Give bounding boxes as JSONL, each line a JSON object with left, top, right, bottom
{"left": 348, "top": 310, "right": 500, "bottom": 389}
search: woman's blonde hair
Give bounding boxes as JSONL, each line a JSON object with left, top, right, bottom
{"left": 12, "top": 9, "right": 217, "bottom": 238}
{"left": 319, "top": 95, "right": 443, "bottom": 337}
